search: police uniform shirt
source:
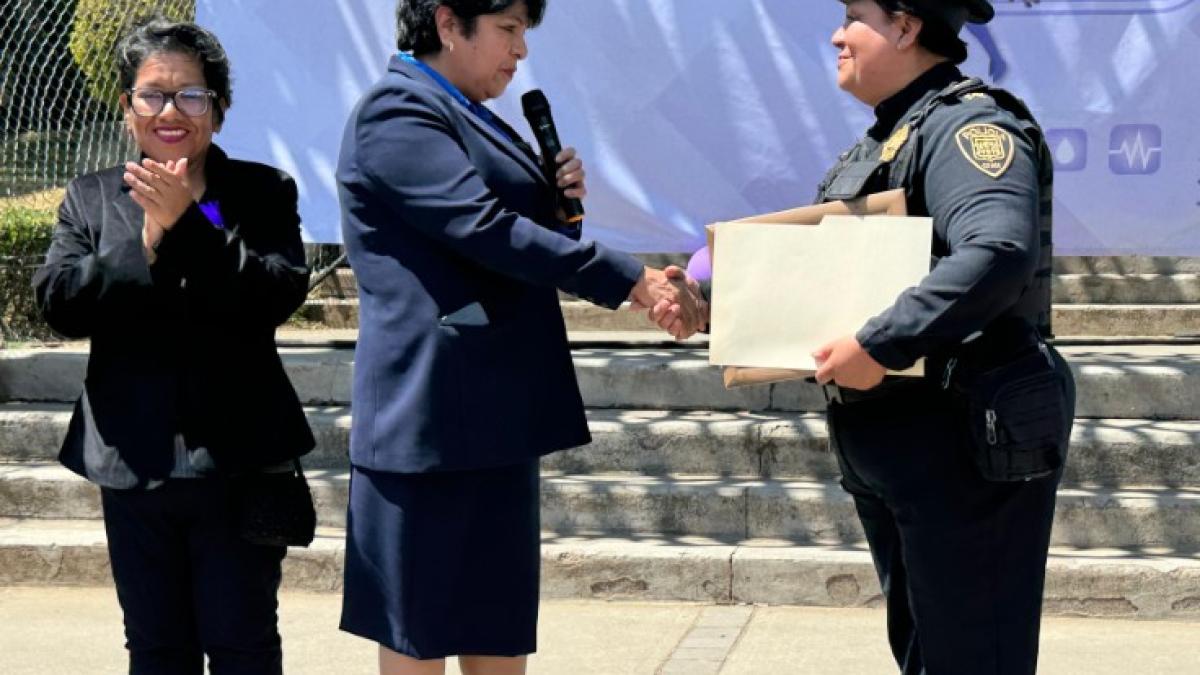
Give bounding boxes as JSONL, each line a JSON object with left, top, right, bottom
{"left": 819, "top": 62, "right": 1046, "bottom": 372}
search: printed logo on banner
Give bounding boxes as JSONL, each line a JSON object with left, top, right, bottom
{"left": 1045, "top": 129, "right": 1088, "bottom": 172}
{"left": 977, "top": 1, "right": 1198, "bottom": 81}
{"left": 994, "top": 1, "right": 1197, "bottom": 16}
{"left": 1109, "top": 125, "right": 1162, "bottom": 175}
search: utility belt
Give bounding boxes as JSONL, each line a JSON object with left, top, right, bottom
{"left": 938, "top": 318, "right": 1072, "bottom": 482}
{"left": 929, "top": 317, "right": 1048, "bottom": 389}
{"left": 821, "top": 378, "right": 925, "bottom": 405}
{"left": 826, "top": 318, "right": 1073, "bottom": 482}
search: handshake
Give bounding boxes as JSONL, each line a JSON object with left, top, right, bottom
{"left": 628, "top": 266, "right": 709, "bottom": 340}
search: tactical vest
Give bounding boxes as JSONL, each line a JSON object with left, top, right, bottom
{"left": 815, "top": 78, "right": 1055, "bottom": 338}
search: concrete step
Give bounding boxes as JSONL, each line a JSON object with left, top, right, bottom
{"left": 310, "top": 257, "right": 1200, "bottom": 298}
{"left": 5, "top": 345, "right": 1200, "bottom": 420}
{"left": 1, "top": 518, "right": 1196, "bottom": 620}
{"left": 296, "top": 299, "right": 359, "bottom": 329}
{"left": 1055, "top": 275, "right": 1200, "bottom": 305}
{"left": 1, "top": 406, "right": 1197, "bottom": 487}
{"left": 3, "top": 465, "right": 1198, "bottom": 551}
{"left": 1051, "top": 257, "right": 1200, "bottom": 276}
{"left": 1054, "top": 305, "right": 1200, "bottom": 338}
{"left": 542, "top": 476, "right": 1200, "bottom": 552}
{"left": 571, "top": 345, "right": 1200, "bottom": 421}
{"left": 296, "top": 299, "right": 1200, "bottom": 337}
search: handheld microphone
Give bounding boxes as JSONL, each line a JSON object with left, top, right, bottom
{"left": 521, "top": 89, "right": 584, "bottom": 225}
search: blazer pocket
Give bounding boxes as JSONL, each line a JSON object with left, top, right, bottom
{"left": 439, "top": 301, "right": 490, "bottom": 329}
{"left": 435, "top": 318, "right": 530, "bottom": 440}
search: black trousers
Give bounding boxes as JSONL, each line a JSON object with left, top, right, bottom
{"left": 828, "top": 379, "right": 1071, "bottom": 675}
{"left": 101, "top": 479, "right": 287, "bottom": 675}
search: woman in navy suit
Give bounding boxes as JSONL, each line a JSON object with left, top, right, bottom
{"left": 336, "top": 1, "right": 702, "bottom": 673}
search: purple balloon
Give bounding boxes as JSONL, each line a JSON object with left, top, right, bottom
{"left": 686, "top": 245, "right": 712, "bottom": 282}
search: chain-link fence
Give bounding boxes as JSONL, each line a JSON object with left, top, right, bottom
{"left": 1, "top": 0, "right": 196, "bottom": 209}
{"left": 0, "top": 0, "right": 195, "bottom": 341}
{"left": 0, "top": 1, "right": 346, "bottom": 341}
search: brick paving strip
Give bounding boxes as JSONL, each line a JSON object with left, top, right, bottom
{"left": 658, "top": 605, "right": 756, "bottom": 675}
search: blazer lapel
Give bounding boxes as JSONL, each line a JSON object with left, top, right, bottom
{"left": 459, "top": 106, "right": 548, "bottom": 187}
{"left": 390, "top": 56, "right": 549, "bottom": 188}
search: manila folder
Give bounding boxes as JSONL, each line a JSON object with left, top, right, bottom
{"left": 709, "top": 214, "right": 932, "bottom": 383}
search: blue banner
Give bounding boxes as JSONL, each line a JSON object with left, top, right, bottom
{"left": 200, "top": 1, "right": 1200, "bottom": 254}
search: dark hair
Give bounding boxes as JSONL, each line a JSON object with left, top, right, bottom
{"left": 395, "top": 0, "right": 547, "bottom": 56}
{"left": 116, "top": 16, "right": 232, "bottom": 125}
{"left": 874, "top": 0, "right": 969, "bottom": 64}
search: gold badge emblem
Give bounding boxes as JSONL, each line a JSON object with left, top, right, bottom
{"left": 955, "top": 124, "right": 1014, "bottom": 178}
{"left": 880, "top": 124, "right": 911, "bottom": 163}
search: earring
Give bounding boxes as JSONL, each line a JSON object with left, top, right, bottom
{"left": 446, "top": 40, "right": 455, "bottom": 52}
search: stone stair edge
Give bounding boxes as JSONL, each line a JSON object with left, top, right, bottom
{"left": 7, "top": 461, "right": 1200, "bottom": 495}
{"left": 2, "top": 406, "right": 1200, "bottom": 487}
{"left": 3, "top": 464, "right": 1198, "bottom": 551}
{"left": 1, "top": 518, "right": 1196, "bottom": 620}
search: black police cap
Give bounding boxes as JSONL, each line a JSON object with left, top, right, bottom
{"left": 839, "top": 1, "right": 995, "bottom": 31}
{"left": 909, "top": 0, "right": 995, "bottom": 29}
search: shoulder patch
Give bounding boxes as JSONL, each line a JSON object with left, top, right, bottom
{"left": 879, "top": 124, "right": 911, "bottom": 163}
{"left": 955, "top": 123, "right": 1015, "bottom": 178}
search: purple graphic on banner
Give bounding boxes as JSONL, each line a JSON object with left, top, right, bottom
{"left": 1109, "top": 125, "right": 1163, "bottom": 175}
{"left": 1046, "top": 129, "right": 1089, "bottom": 171}
{"left": 995, "top": 0, "right": 1197, "bottom": 16}
{"left": 965, "top": 24, "right": 1008, "bottom": 81}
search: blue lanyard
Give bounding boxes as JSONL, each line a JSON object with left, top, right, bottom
{"left": 399, "top": 52, "right": 512, "bottom": 140}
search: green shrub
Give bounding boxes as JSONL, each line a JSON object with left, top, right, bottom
{"left": 0, "top": 205, "right": 58, "bottom": 342}
{"left": 70, "top": 0, "right": 196, "bottom": 108}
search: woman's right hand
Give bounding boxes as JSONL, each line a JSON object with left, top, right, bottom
{"left": 555, "top": 147, "right": 587, "bottom": 200}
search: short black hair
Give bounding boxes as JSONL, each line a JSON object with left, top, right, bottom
{"left": 874, "top": 0, "right": 969, "bottom": 64}
{"left": 395, "top": 0, "right": 547, "bottom": 56}
{"left": 116, "top": 16, "right": 232, "bottom": 125}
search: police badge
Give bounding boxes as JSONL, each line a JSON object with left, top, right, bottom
{"left": 955, "top": 123, "right": 1015, "bottom": 178}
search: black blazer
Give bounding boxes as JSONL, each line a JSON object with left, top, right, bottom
{"left": 337, "top": 56, "right": 643, "bottom": 473}
{"left": 33, "top": 146, "right": 315, "bottom": 489}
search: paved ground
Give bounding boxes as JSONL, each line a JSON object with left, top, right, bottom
{"left": 0, "top": 588, "right": 1197, "bottom": 674}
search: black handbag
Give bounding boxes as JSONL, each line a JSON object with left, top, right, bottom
{"left": 955, "top": 341, "right": 1072, "bottom": 482}
{"left": 229, "top": 460, "right": 317, "bottom": 547}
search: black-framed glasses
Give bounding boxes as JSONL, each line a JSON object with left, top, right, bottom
{"left": 126, "top": 87, "right": 217, "bottom": 117}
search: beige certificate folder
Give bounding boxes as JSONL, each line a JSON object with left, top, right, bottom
{"left": 705, "top": 191, "right": 932, "bottom": 388}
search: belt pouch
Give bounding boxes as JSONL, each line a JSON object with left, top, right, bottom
{"left": 961, "top": 343, "right": 1070, "bottom": 482}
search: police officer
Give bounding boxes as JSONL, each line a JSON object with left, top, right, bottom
{"left": 806, "top": 1, "right": 1076, "bottom": 673}
{"left": 648, "top": 4, "right": 1071, "bottom": 669}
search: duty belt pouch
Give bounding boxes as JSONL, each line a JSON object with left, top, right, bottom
{"left": 960, "top": 343, "right": 1070, "bottom": 482}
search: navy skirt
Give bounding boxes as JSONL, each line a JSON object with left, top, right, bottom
{"left": 339, "top": 460, "right": 541, "bottom": 659}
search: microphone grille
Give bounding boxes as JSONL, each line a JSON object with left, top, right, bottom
{"left": 521, "top": 89, "right": 550, "bottom": 117}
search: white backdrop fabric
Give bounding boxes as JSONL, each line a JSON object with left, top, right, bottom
{"left": 198, "top": 0, "right": 1200, "bottom": 254}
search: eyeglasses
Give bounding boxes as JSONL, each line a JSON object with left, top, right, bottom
{"left": 126, "top": 87, "right": 217, "bottom": 117}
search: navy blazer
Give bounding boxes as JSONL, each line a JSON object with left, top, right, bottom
{"left": 337, "top": 55, "right": 643, "bottom": 473}
{"left": 33, "top": 146, "right": 315, "bottom": 488}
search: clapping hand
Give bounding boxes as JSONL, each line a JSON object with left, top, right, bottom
{"left": 124, "top": 158, "right": 194, "bottom": 232}
{"left": 629, "top": 265, "right": 707, "bottom": 340}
